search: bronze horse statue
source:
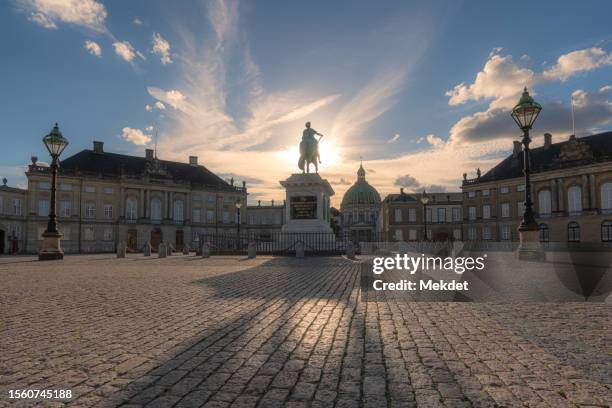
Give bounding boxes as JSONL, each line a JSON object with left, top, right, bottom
{"left": 298, "top": 122, "right": 323, "bottom": 173}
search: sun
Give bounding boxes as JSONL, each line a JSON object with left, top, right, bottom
{"left": 277, "top": 139, "right": 341, "bottom": 170}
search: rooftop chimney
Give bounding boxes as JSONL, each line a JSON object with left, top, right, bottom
{"left": 189, "top": 156, "right": 198, "bottom": 166}
{"left": 145, "top": 149, "right": 154, "bottom": 160}
{"left": 544, "top": 133, "right": 552, "bottom": 149}
{"left": 93, "top": 141, "right": 104, "bottom": 154}
{"left": 400, "top": 187, "right": 404, "bottom": 194}
{"left": 512, "top": 141, "right": 522, "bottom": 158}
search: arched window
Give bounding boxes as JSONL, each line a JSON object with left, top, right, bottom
{"left": 601, "top": 182, "right": 612, "bottom": 210}
{"left": 173, "top": 200, "right": 184, "bottom": 222}
{"left": 151, "top": 198, "right": 162, "bottom": 222}
{"left": 567, "top": 185, "right": 582, "bottom": 214}
{"left": 539, "top": 223, "right": 549, "bottom": 242}
{"left": 537, "top": 189, "right": 552, "bottom": 216}
{"left": 126, "top": 197, "right": 137, "bottom": 221}
{"left": 567, "top": 222, "right": 580, "bottom": 242}
{"left": 602, "top": 220, "right": 612, "bottom": 242}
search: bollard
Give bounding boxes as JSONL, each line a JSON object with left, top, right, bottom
{"left": 295, "top": 241, "right": 305, "bottom": 258}
{"left": 143, "top": 241, "right": 151, "bottom": 257}
{"left": 158, "top": 243, "right": 167, "bottom": 258}
{"left": 346, "top": 242, "right": 355, "bottom": 260}
{"left": 201, "top": 242, "right": 210, "bottom": 258}
{"left": 247, "top": 241, "right": 256, "bottom": 259}
{"left": 183, "top": 243, "right": 190, "bottom": 255}
{"left": 117, "top": 242, "right": 126, "bottom": 258}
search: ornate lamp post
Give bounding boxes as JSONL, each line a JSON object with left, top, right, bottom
{"left": 420, "top": 190, "right": 430, "bottom": 241}
{"left": 511, "top": 88, "right": 544, "bottom": 260}
{"left": 39, "top": 123, "right": 69, "bottom": 261}
{"left": 235, "top": 198, "right": 242, "bottom": 238}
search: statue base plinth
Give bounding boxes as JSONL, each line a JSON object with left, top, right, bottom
{"left": 280, "top": 173, "right": 335, "bottom": 234}
{"left": 38, "top": 231, "right": 64, "bottom": 261}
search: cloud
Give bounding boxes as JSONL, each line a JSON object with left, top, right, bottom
{"left": 133, "top": 18, "right": 143, "bottom": 25}
{"left": 146, "top": 101, "right": 166, "bottom": 112}
{"left": 147, "top": 87, "right": 187, "bottom": 110}
{"left": 388, "top": 134, "right": 400, "bottom": 143}
{"left": 425, "top": 134, "right": 444, "bottom": 147}
{"left": 152, "top": 32, "right": 172, "bottom": 65}
{"left": 330, "top": 178, "right": 352, "bottom": 186}
{"left": 121, "top": 127, "right": 152, "bottom": 145}
{"left": 84, "top": 40, "right": 101, "bottom": 57}
{"left": 19, "top": 0, "right": 108, "bottom": 33}
{"left": 541, "top": 47, "right": 612, "bottom": 81}
{"left": 113, "top": 41, "right": 137, "bottom": 62}
{"left": 394, "top": 174, "right": 420, "bottom": 188}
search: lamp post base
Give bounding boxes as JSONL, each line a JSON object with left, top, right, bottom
{"left": 517, "top": 228, "right": 545, "bottom": 261}
{"left": 38, "top": 231, "right": 64, "bottom": 261}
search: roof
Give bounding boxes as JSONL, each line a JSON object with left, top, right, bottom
{"left": 57, "top": 149, "right": 237, "bottom": 191}
{"left": 340, "top": 164, "right": 381, "bottom": 208}
{"left": 384, "top": 191, "right": 462, "bottom": 204}
{"left": 474, "top": 132, "right": 612, "bottom": 184}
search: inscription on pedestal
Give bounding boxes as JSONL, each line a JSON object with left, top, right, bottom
{"left": 290, "top": 196, "right": 317, "bottom": 219}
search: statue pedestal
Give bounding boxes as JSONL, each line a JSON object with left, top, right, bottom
{"left": 38, "top": 231, "right": 64, "bottom": 261}
{"left": 280, "top": 173, "right": 335, "bottom": 233}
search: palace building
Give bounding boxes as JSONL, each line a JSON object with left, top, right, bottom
{"left": 461, "top": 132, "right": 612, "bottom": 243}
{"left": 340, "top": 164, "right": 381, "bottom": 241}
{"left": 1, "top": 141, "right": 248, "bottom": 254}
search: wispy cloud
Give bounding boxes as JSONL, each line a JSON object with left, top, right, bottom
{"left": 152, "top": 32, "right": 172, "bottom": 65}
{"left": 18, "top": 0, "right": 108, "bottom": 33}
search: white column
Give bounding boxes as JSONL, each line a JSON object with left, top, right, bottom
{"left": 140, "top": 189, "right": 144, "bottom": 219}
{"left": 557, "top": 178, "right": 564, "bottom": 212}
{"left": 550, "top": 179, "right": 558, "bottom": 212}
{"left": 581, "top": 174, "right": 589, "bottom": 210}
{"left": 589, "top": 174, "right": 596, "bottom": 209}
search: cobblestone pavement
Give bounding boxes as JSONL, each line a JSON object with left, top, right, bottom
{"left": 1, "top": 255, "right": 611, "bottom": 407}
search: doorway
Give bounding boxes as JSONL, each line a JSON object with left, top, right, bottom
{"left": 175, "top": 230, "right": 184, "bottom": 251}
{"left": 127, "top": 229, "right": 138, "bottom": 251}
{"left": 150, "top": 228, "right": 162, "bottom": 251}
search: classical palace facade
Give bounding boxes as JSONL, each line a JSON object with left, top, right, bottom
{"left": 461, "top": 132, "right": 612, "bottom": 243}
{"left": 340, "top": 164, "right": 381, "bottom": 241}
{"left": 2, "top": 141, "right": 248, "bottom": 254}
{"left": 379, "top": 189, "right": 463, "bottom": 241}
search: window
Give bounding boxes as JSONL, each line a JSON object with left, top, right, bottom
{"left": 206, "top": 210, "right": 215, "bottom": 223}
{"left": 60, "top": 200, "right": 72, "bottom": 217}
{"left": 60, "top": 183, "right": 72, "bottom": 191}
{"left": 453, "top": 229, "right": 461, "bottom": 240}
{"left": 394, "top": 208, "right": 402, "bottom": 222}
{"left": 126, "top": 197, "right": 137, "bottom": 221}
{"left": 437, "top": 208, "right": 446, "bottom": 223}
{"left": 501, "top": 203, "right": 510, "bottom": 218}
{"left": 12, "top": 198, "right": 22, "bottom": 215}
{"left": 394, "top": 229, "right": 403, "bottom": 241}
{"left": 538, "top": 189, "right": 552, "bottom": 216}
{"left": 483, "top": 226, "right": 492, "bottom": 240}
{"left": 38, "top": 199, "right": 49, "bottom": 216}
{"left": 482, "top": 189, "right": 490, "bottom": 197}
{"left": 85, "top": 186, "right": 96, "bottom": 193}
{"left": 468, "top": 191, "right": 476, "bottom": 198}
{"left": 103, "top": 187, "right": 114, "bottom": 194}
{"left": 173, "top": 200, "right": 184, "bottom": 222}
{"left": 426, "top": 208, "right": 432, "bottom": 222}
{"left": 207, "top": 195, "right": 215, "bottom": 203}
{"left": 567, "top": 185, "right": 582, "bottom": 214}
{"left": 39, "top": 181, "right": 50, "bottom": 190}
{"left": 223, "top": 211, "right": 230, "bottom": 223}
{"left": 104, "top": 204, "right": 113, "bottom": 219}
{"left": 62, "top": 226, "right": 70, "bottom": 241}
{"left": 223, "top": 196, "right": 234, "bottom": 205}
{"left": 501, "top": 225, "right": 511, "bottom": 241}
{"left": 85, "top": 203, "right": 96, "bottom": 219}
{"left": 103, "top": 228, "right": 113, "bottom": 241}
{"left": 468, "top": 206, "right": 476, "bottom": 220}
{"left": 0, "top": 196, "right": 3, "bottom": 214}
{"left": 602, "top": 221, "right": 612, "bottom": 242}
{"left": 192, "top": 208, "right": 201, "bottom": 223}
{"left": 193, "top": 231, "right": 200, "bottom": 242}
{"left": 539, "top": 224, "right": 549, "bottom": 242}
{"left": 84, "top": 227, "right": 95, "bottom": 241}
{"left": 468, "top": 227, "right": 476, "bottom": 241}
{"left": 568, "top": 222, "right": 580, "bottom": 242}
{"left": 452, "top": 207, "right": 461, "bottom": 222}
{"left": 408, "top": 208, "right": 416, "bottom": 222}
{"left": 151, "top": 198, "right": 162, "bottom": 222}
{"left": 408, "top": 229, "right": 417, "bottom": 241}
{"left": 601, "top": 182, "right": 612, "bottom": 210}
{"left": 500, "top": 186, "right": 509, "bottom": 194}
{"left": 517, "top": 201, "right": 525, "bottom": 217}
{"left": 517, "top": 184, "right": 525, "bottom": 192}
{"left": 482, "top": 205, "right": 491, "bottom": 219}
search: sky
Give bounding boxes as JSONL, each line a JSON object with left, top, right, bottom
{"left": 1, "top": 0, "right": 611, "bottom": 206}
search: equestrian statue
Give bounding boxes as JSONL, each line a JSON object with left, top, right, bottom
{"left": 298, "top": 121, "right": 324, "bottom": 173}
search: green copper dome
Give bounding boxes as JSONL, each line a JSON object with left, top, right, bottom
{"left": 341, "top": 164, "right": 381, "bottom": 208}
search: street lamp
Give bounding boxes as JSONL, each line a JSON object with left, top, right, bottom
{"left": 511, "top": 88, "right": 544, "bottom": 260}
{"left": 39, "top": 123, "right": 69, "bottom": 260}
{"left": 420, "top": 189, "right": 430, "bottom": 241}
{"left": 235, "top": 198, "right": 242, "bottom": 239}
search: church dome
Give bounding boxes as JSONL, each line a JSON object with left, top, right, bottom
{"left": 341, "top": 164, "right": 381, "bottom": 208}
